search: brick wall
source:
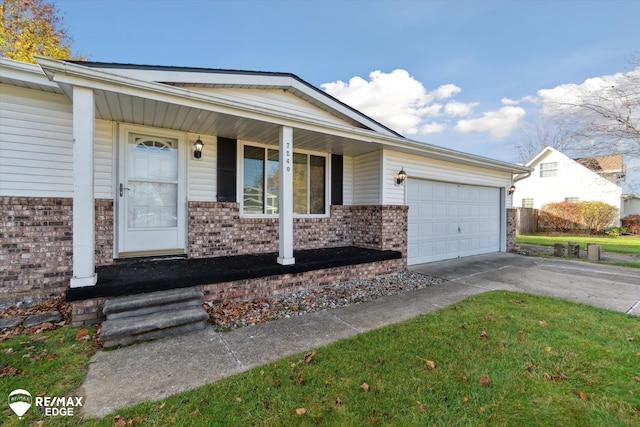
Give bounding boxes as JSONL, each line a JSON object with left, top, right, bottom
{"left": 95, "top": 199, "right": 114, "bottom": 266}
{"left": 0, "top": 197, "right": 114, "bottom": 304}
{"left": 506, "top": 208, "right": 517, "bottom": 252}
{"left": 70, "top": 297, "right": 107, "bottom": 327}
{"left": 188, "top": 203, "right": 407, "bottom": 263}
{"left": 3, "top": 197, "right": 407, "bottom": 305}
{"left": 1, "top": 197, "right": 73, "bottom": 303}
{"left": 381, "top": 205, "right": 408, "bottom": 258}
{"left": 70, "top": 258, "right": 404, "bottom": 325}
{"left": 200, "top": 258, "right": 404, "bottom": 304}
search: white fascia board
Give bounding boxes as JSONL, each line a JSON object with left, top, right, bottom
{"left": 0, "top": 57, "right": 60, "bottom": 89}
{"left": 37, "top": 57, "right": 531, "bottom": 175}
{"left": 525, "top": 146, "right": 556, "bottom": 167}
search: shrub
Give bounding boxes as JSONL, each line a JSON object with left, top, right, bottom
{"left": 539, "top": 201, "right": 619, "bottom": 234}
{"left": 621, "top": 215, "right": 640, "bottom": 234}
{"left": 539, "top": 201, "right": 582, "bottom": 232}
{"left": 605, "top": 227, "right": 627, "bottom": 237}
{"left": 580, "top": 201, "right": 618, "bottom": 234}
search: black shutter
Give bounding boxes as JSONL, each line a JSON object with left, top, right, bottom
{"left": 217, "top": 137, "right": 237, "bottom": 202}
{"left": 331, "top": 154, "right": 343, "bottom": 206}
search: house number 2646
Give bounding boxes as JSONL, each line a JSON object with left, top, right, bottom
{"left": 286, "top": 142, "right": 291, "bottom": 172}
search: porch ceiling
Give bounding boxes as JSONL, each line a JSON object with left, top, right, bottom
{"left": 94, "top": 88, "right": 382, "bottom": 156}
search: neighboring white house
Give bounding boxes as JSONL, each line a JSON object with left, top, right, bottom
{"left": 512, "top": 147, "right": 622, "bottom": 221}
{"left": 0, "top": 57, "right": 530, "bottom": 319}
{"left": 622, "top": 193, "right": 640, "bottom": 217}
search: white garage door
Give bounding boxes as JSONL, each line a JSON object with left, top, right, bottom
{"left": 408, "top": 179, "right": 501, "bottom": 265}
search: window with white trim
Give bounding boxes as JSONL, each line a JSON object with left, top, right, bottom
{"left": 522, "top": 198, "right": 534, "bottom": 208}
{"left": 242, "top": 145, "right": 326, "bottom": 215}
{"left": 565, "top": 197, "right": 579, "bottom": 203}
{"left": 540, "top": 162, "right": 558, "bottom": 177}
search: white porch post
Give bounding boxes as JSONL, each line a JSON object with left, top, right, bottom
{"left": 277, "top": 126, "right": 295, "bottom": 265}
{"left": 70, "top": 86, "right": 97, "bottom": 288}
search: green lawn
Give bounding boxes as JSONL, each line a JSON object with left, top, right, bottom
{"left": 0, "top": 326, "right": 98, "bottom": 425}
{"left": 516, "top": 233, "right": 640, "bottom": 255}
{"left": 4, "top": 291, "right": 638, "bottom": 426}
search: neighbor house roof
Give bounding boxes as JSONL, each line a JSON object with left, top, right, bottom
{"left": 575, "top": 153, "right": 625, "bottom": 173}
{"left": 575, "top": 153, "right": 626, "bottom": 182}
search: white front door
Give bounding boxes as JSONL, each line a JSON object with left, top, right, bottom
{"left": 118, "top": 127, "right": 186, "bottom": 256}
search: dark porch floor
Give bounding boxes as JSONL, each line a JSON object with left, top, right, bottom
{"left": 66, "top": 247, "right": 402, "bottom": 301}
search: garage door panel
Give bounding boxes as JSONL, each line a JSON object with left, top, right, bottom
{"left": 434, "top": 203, "right": 447, "bottom": 218}
{"left": 420, "top": 222, "right": 433, "bottom": 237}
{"left": 434, "top": 222, "right": 447, "bottom": 236}
{"left": 433, "top": 182, "right": 447, "bottom": 198}
{"left": 420, "top": 202, "right": 433, "bottom": 217}
{"left": 408, "top": 179, "right": 501, "bottom": 265}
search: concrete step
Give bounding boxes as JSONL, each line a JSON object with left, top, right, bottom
{"left": 103, "top": 287, "right": 204, "bottom": 318}
{"left": 101, "top": 306, "right": 209, "bottom": 348}
{"left": 100, "top": 287, "right": 209, "bottom": 348}
{"left": 105, "top": 299, "right": 203, "bottom": 321}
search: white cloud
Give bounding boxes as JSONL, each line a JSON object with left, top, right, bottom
{"left": 444, "top": 101, "right": 478, "bottom": 117}
{"left": 322, "top": 69, "right": 528, "bottom": 139}
{"left": 455, "top": 106, "right": 526, "bottom": 138}
{"left": 419, "top": 104, "right": 443, "bottom": 117}
{"left": 537, "top": 67, "right": 640, "bottom": 115}
{"left": 322, "top": 69, "right": 459, "bottom": 135}
{"left": 433, "top": 83, "right": 461, "bottom": 100}
{"left": 501, "top": 97, "right": 518, "bottom": 105}
{"left": 420, "top": 122, "right": 447, "bottom": 134}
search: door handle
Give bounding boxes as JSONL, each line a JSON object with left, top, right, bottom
{"left": 119, "top": 183, "right": 130, "bottom": 197}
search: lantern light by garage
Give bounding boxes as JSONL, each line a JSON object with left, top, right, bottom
{"left": 396, "top": 168, "right": 407, "bottom": 185}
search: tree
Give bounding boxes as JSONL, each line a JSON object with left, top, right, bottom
{"left": 511, "top": 116, "right": 582, "bottom": 164}
{"left": 0, "top": 0, "right": 84, "bottom": 63}
{"left": 546, "top": 62, "right": 640, "bottom": 160}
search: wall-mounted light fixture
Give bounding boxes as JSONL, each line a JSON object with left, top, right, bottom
{"left": 508, "top": 184, "right": 516, "bottom": 195}
{"left": 396, "top": 168, "right": 407, "bottom": 185}
{"left": 194, "top": 137, "right": 204, "bottom": 159}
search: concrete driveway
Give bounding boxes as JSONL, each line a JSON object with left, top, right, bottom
{"left": 410, "top": 252, "right": 640, "bottom": 315}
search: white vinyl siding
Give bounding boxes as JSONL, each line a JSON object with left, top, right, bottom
{"left": 383, "top": 150, "right": 512, "bottom": 205}
{"left": 185, "top": 87, "right": 358, "bottom": 128}
{"left": 0, "top": 85, "right": 73, "bottom": 197}
{"left": 352, "top": 151, "right": 381, "bottom": 205}
{"left": 94, "top": 119, "right": 115, "bottom": 198}
{"left": 188, "top": 134, "right": 217, "bottom": 201}
{"left": 0, "top": 85, "right": 117, "bottom": 199}
{"left": 343, "top": 155, "right": 354, "bottom": 205}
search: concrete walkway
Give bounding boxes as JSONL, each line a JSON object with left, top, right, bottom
{"left": 80, "top": 253, "right": 639, "bottom": 418}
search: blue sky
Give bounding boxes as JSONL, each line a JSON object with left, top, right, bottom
{"left": 56, "top": 0, "right": 639, "bottom": 187}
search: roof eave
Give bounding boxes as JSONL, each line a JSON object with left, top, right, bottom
{"left": 35, "top": 57, "right": 530, "bottom": 174}
{"left": 63, "top": 60, "right": 402, "bottom": 138}
{"left": 0, "top": 57, "right": 60, "bottom": 90}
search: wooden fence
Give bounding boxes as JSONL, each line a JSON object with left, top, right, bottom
{"left": 515, "top": 207, "right": 538, "bottom": 235}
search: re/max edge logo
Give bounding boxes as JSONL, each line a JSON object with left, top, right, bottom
{"left": 8, "top": 389, "right": 84, "bottom": 418}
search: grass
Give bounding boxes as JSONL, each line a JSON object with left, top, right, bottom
{"left": 516, "top": 233, "right": 640, "bottom": 255}
{"left": 4, "top": 291, "right": 638, "bottom": 426}
{"left": 0, "top": 325, "right": 98, "bottom": 425}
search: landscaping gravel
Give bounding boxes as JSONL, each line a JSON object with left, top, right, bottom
{"left": 206, "top": 270, "right": 444, "bottom": 331}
